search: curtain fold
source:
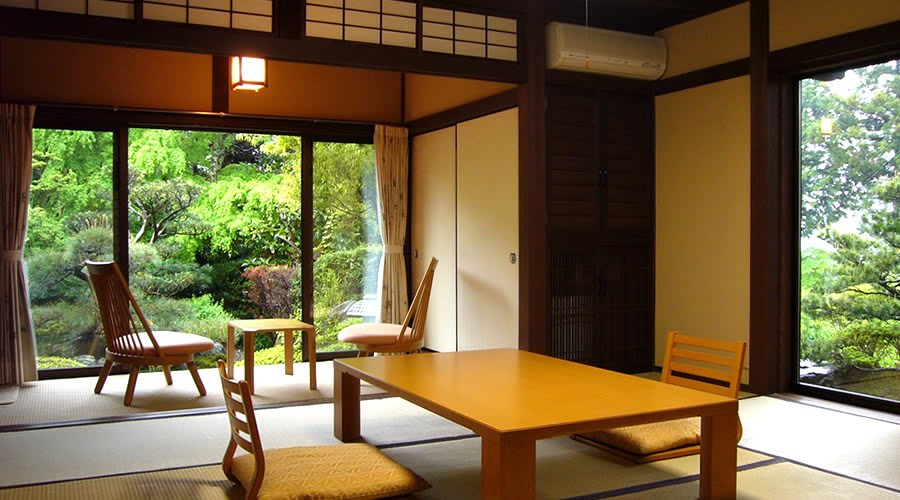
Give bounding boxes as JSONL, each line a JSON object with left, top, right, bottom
{"left": 374, "top": 125, "right": 409, "bottom": 324}
{"left": 0, "top": 103, "right": 38, "bottom": 385}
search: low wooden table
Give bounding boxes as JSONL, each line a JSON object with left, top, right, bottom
{"left": 226, "top": 318, "right": 316, "bottom": 394}
{"left": 334, "top": 349, "right": 738, "bottom": 500}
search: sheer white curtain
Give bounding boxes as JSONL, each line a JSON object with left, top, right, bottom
{"left": 374, "top": 125, "right": 409, "bottom": 324}
{"left": 0, "top": 103, "right": 38, "bottom": 386}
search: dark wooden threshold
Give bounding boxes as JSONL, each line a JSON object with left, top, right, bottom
{"left": 407, "top": 88, "right": 518, "bottom": 136}
{"left": 654, "top": 58, "right": 750, "bottom": 96}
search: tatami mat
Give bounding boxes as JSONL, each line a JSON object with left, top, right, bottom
{"left": 0, "top": 465, "right": 242, "bottom": 500}
{"left": 0, "top": 397, "right": 472, "bottom": 487}
{"left": 0, "top": 386, "right": 17, "bottom": 406}
{"left": 608, "top": 461, "right": 900, "bottom": 500}
{"left": 382, "top": 434, "right": 773, "bottom": 499}
{"left": 1, "top": 392, "right": 897, "bottom": 499}
{"left": 0, "top": 361, "right": 385, "bottom": 429}
{"left": 739, "top": 395, "right": 900, "bottom": 490}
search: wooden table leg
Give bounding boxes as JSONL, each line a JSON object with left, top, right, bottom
{"left": 244, "top": 331, "right": 255, "bottom": 394}
{"left": 307, "top": 328, "right": 317, "bottom": 390}
{"left": 334, "top": 366, "right": 360, "bottom": 442}
{"left": 226, "top": 324, "right": 235, "bottom": 378}
{"left": 284, "top": 330, "right": 294, "bottom": 376}
{"left": 700, "top": 410, "right": 738, "bottom": 499}
{"left": 481, "top": 432, "right": 535, "bottom": 500}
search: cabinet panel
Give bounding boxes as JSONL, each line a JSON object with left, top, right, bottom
{"left": 546, "top": 84, "right": 654, "bottom": 372}
{"left": 456, "top": 108, "right": 519, "bottom": 350}
{"left": 548, "top": 240, "right": 653, "bottom": 372}
{"left": 411, "top": 126, "right": 457, "bottom": 352}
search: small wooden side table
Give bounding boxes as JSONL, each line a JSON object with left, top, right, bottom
{"left": 226, "top": 318, "right": 316, "bottom": 394}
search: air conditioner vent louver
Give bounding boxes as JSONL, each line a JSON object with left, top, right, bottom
{"left": 546, "top": 22, "right": 667, "bottom": 80}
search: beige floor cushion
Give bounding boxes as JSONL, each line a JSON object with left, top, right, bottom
{"left": 579, "top": 417, "right": 701, "bottom": 456}
{"left": 230, "top": 443, "right": 431, "bottom": 500}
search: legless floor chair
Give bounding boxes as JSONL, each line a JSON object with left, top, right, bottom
{"left": 338, "top": 257, "right": 438, "bottom": 356}
{"left": 572, "top": 331, "right": 747, "bottom": 464}
{"left": 217, "top": 361, "right": 431, "bottom": 500}
{"left": 86, "top": 261, "right": 215, "bottom": 406}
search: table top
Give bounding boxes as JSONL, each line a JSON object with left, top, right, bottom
{"left": 336, "top": 348, "right": 736, "bottom": 436}
{"left": 229, "top": 318, "right": 314, "bottom": 332}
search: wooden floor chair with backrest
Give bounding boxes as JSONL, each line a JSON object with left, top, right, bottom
{"left": 217, "top": 360, "right": 431, "bottom": 500}
{"left": 338, "top": 257, "right": 438, "bottom": 356}
{"left": 571, "top": 330, "right": 747, "bottom": 463}
{"left": 85, "top": 260, "right": 215, "bottom": 406}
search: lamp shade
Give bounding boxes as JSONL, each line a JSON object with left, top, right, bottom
{"left": 820, "top": 117, "right": 834, "bottom": 136}
{"left": 232, "top": 56, "right": 267, "bottom": 91}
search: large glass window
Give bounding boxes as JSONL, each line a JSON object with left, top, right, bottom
{"left": 798, "top": 58, "right": 899, "bottom": 404}
{"left": 28, "top": 125, "right": 378, "bottom": 374}
{"left": 126, "top": 129, "right": 305, "bottom": 363}
{"left": 312, "top": 142, "right": 381, "bottom": 352}
{"left": 26, "top": 129, "right": 113, "bottom": 370}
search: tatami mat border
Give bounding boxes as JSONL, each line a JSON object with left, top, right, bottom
{"left": 0, "top": 392, "right": 393, "bottom": 434}
{"left": 0, "top": 432, "right": 479, "bottom": 491}
{"left": 562, "top": 457, "right": 785, "bottom": 500}
{"left": 0, "top": 462, "right": 222, "bottom": 492}
{"left": 737, "top": 443, "right": 900, "bottom": 496}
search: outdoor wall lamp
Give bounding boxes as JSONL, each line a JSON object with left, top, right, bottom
{"left": 820, "top": 117, "right": 834, "bottom": 136}
{"left": 231, "top": 56, "right": 267, "bottom": 91}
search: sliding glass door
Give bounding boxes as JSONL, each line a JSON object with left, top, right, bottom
{"left": 798, "top": 58, "right": 900, "bottom": 406}
{"left": 26, "top": 129, "right": 113, "bottom": 370}
{"left": 28, "top": 124, "right": 376, "bottom": 375}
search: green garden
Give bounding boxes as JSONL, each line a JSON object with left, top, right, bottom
{"left": 799, "top": 60, "right": 900, "bottom": 401}
{"left": 26, "top": 129, "right": 381, "bottom": 370}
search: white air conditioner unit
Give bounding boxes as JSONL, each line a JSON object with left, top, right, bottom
{"left": 546, "top": 22, "right": 667, "bottom": 80}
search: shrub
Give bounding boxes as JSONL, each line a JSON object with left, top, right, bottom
{"left": 312, "top": 245, "right": 381, "bottom": 347}
{"left": 37, "top": 356, "right": 86, "bottom": 369}
{"left": 31, "top": 299, "right": 100, "bottom": 358}
{"left": 235, "top": 345, "right": 285, "bottom": 367}
{"left": 136, "top": 294, "right": 233, "bottom": 344}
{"left": 242, "top": 265, "right": 299, "bottom": 319}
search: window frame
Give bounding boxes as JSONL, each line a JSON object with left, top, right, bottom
{"left": 788, "top": 55, "right": 900, "bottom": 415}
{"left": 33, "top": 106, "right": 375, "bottom": 379}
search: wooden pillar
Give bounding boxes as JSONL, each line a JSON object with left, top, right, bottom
{"left": 518, "top": 0, "right": 548, "bottom": 354}
{"left": 749, "top": 0, "right": 782, "bottom": 394}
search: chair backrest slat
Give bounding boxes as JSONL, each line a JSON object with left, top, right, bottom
{"left": 85, "top": 261, "right": 162, "bottom": 357}
{"left": 660, "top": 331, "right": 746, "bottom": 400}
{"left": 218, "top": 361, "right": 266, "bottom": 457}
{"left": 397, "top": 258, "right": 438, "bottom": 344}
{"left": 669, "top": 346, "right": 734, "bottom": 368}
{"left": 668, "top": 360, "right": 732, "bottom": 384}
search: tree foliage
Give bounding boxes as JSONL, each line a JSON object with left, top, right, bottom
{"left": 26, "top": 126, "right": 379, "bottom": 362}
{"left": 801, "top": 60, "right": 900, "bottom": 376}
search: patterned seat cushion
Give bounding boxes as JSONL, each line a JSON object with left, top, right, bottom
{"left": 118, "top": 331, "right": 215, "bottom": 356}
{"left": 230, "top": 443, "right": 431, "bottom": 500}
{"left": 338, "top": 323, "right": 411, "bottom": 345}
{"left": 578, "top": 417, "right": 701, "bottom": 456}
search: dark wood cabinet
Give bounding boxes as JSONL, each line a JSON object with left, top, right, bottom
{"left": 545, "top": 84, "right": 654, "bottom": 373}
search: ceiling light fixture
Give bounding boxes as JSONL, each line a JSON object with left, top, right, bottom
{"left": 231, "top": 56, "right": 267, "bottom": 91}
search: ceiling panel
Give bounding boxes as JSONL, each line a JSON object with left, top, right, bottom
{"left": 547, "top": 0, "right": 746, "bottom": 34}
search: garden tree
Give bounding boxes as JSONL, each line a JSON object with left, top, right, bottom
{"left": 129, "top": 175, "right": 206, "bottom": 243}
{"left": 28, "top": 129, "right": 113, "bottom": 251}
{"left": 801, "top": 60, "right": 900, "bottom": 374}
{"left": 189, "top": 163, "right": 300, "bottom": 263}
{"left": 804, "top": 173, "right": 900, "bottom": 371}
{"left": 800, "top": 62, "right": 900, "bottom": 237}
